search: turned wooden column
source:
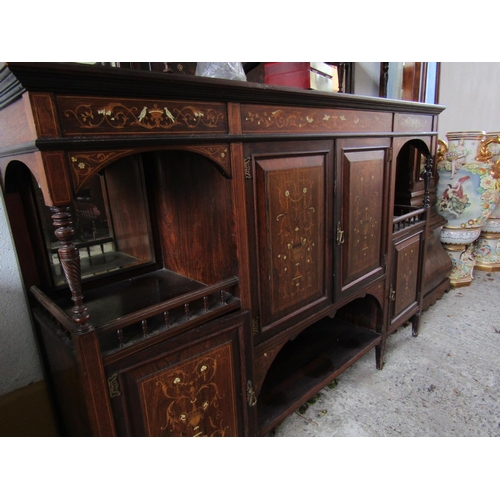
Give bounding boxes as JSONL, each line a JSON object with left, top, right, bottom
{"left": 50, "top": 205, "right": 91, "bottom": 332}
{"left": 423, "top": 156, "right": 433, "bottom": 210}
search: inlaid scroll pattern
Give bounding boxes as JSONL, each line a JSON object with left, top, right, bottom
{"left": 351, "top": 174, "right": 381, "bottom": 268}
{"left": 150, "top": 354, "right": 233, "bottom": 437}
{"left": 62, "top": 101, "right": 226, "bottom": 132}
{"left": 273, "top": 177, "right": 317, "bottom": 300}
{"left": 181, "top": 145, "right": 231, "bottom": 176}
{"left": 396, "top": 114, "right": 433, "bottom": 132}
{"left": 69, "top": 151, "right": 132, "bottom": 191}
{"left": 243, "top": 108, "right": 385, "bottom": 132}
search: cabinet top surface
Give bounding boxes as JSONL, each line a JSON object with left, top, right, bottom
{"left": 1, "top": 62, "right": 445, "bottom": 115}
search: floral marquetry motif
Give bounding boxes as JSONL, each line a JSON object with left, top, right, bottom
{"left": 181, "top": 145, "right": 231, "bottom": 176}
{"left": 393, "top": 236, "right": 420, "bottom": 318}
{"left": 241, "top": 105, "right": 392, "bottom": 134}
{"left": 139, "top": 344, "right": 238, "bottom": 437}
{"left": 337, "top": 145, "right": 388, "bottom": 297}
{"left": 394, "top": 114, "right": 433, "bottom": 133}
{"left": 255, "top": 153, "right": 327, "bottom": 328}
{"left": 57, "top": 97, "right": 228, "bottom": 135}
{"left": 69, "top": 151, "right": 133, "bottom": 192}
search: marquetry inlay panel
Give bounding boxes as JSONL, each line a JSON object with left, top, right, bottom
{"left": 57, "top": 96, "right": 228, "bottom": 135}
{"left": 139, "top": 343, "right": 237, "bottom": 437}
{"left": 255, "top": 154, "right": 326, "bottom": 327}
{"left": 241, "top": 104, "right": 392, "bottom": 134}
{"left": 69, "top": 144, "right": 231, "bottom": 192}
{"left": 343, "top": 149, "right": 385, "bottom": 287}
{"left": 394, "top": 113, "right": 433, "bottom": 133}
{"left": 394, "top": 235, "right": 420, "bottom": 317}
{"left": 69, "top": 150, "right": 134, "bottom": 192}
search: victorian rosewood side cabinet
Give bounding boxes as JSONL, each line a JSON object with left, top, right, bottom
{"left": 0, "top": 62, "right": 450, "bottom": 437}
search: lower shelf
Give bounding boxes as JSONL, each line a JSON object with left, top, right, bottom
{"left": 257, "top": 317, "right": 381, "bottom": 435}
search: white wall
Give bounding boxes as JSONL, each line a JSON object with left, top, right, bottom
{"left": 438, "top": 62, "right": 500, "bottom": 138}
{"left": 354, "top": 62, "right": 380, "bottom": 97}
{"left": 0, "top": 190, "right": 44, "bottom": 396}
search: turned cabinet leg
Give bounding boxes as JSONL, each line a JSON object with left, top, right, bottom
{"left": 51, "top": 205, "right": 91, "bottom": 332}
{"left": 376, "top": 337, "right": 387, "bottom": 370}
{"left": 411, "top": 313, "right": 421, "bottom": 338}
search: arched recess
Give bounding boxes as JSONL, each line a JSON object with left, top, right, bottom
{"left": 3, "top": 160, "right": 52, "bottom": 293}
{"left": 254, "top": 292, "right": 384, "bottom": 399}
{"left": 393, "top": 137, "right": 452, "bottom": 312}
{"left": 69, "top": 144, "right": 231, "bottom": 195}
{"left": 8, "top": 146, "right": 238, "bottom": 293}
{"left": 394, "top": 138, "right": 432, "bottom": 209}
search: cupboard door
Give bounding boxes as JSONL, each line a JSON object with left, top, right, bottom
{"left": 389, "top": 231, "right": 423, "bottom": 329}
{"left": 245, "top": 141, "right": 333, "bottom": 339}
{"left": 105, "top": 311, "right": 252, "bottom": 437}
{"left": 335, "top": 138, "right": 391, "bottom": 301}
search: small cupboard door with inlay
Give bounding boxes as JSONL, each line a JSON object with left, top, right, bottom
{"left": 335, "top": 138, "right": 391, "bottom": 302}
{"left": 104, "top": 311, "right": 253, "bottom": 437}
{"left": 244, "top": 141, "right": 334, "bottom": 341}
{"left": 388, "top": 230, "right": 424, "bottom": 331}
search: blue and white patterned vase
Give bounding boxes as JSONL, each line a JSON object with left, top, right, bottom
{"left": 474, "top": 131, "right": 500, "bottom": 271}
{"left": 436, "top": 131, "right": 500, "bottom": 286}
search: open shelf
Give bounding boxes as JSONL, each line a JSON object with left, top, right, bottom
{"left": 257, "top": 316, "right": 381, "bottom": 435}
{"left": 31, "top": 269, "right": 240, "bottom": 357}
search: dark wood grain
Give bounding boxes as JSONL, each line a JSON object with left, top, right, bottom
{"left": 152, "top": 150, "right": 237, "bottom": 285}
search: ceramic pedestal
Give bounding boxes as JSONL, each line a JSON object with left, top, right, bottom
{"left": 436, "top": 131, "right": 500, "bottom": 286}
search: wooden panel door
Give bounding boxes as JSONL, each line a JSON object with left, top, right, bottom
{"left": 105, "top": 311, "right": 253, "bottom": 437}
{"left": 389, "top": 230, "right": 424, "bottom": 331}
{"left": 335, "top": 138, "right": 391, "bottom": 302}
{"left": 245, "top": 140, "right": 333, "bottom": 340}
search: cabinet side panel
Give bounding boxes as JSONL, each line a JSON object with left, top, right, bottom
{"left": 33, "top": 311, "right": 92, "bottom": 436}
{"left": 105, "top": 155, "right": 153, "bottom": 262}
{"left": 153, "top": 150, "right": 237, "bottom": 284}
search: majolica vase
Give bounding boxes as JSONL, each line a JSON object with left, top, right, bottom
{"left": 436, "top": 131, "right": 500, "bottom": 286}
{"left": 474, "top": 132, "right": 500, "bottom": 271}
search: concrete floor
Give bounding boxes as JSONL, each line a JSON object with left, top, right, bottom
{"left": 273, "top": 270, "right": 500, "bottom": 437}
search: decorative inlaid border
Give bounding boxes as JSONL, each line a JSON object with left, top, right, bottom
{"left": 241, "top": 104, "right": 392, "bottom": 134}
{"left": 180, "top": 144, "right": 231, "bottom": 177}
{"left": 69, "top": 151, "right": 133, "bottom": 192}
{"left": 140, "top": 343, "right": 237, "bottom": 437}
{"left": 57, "top": 96, "right": 228, "bottom": 135}
{"left": 69, "top": 144, "right": 232, "bottom": 191}
{"left": 394, "top": 113, "right": 433, "bottom": 133}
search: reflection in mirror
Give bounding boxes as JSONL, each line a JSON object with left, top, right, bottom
{"left": 35, "top": 154, "right": 155, "bottom": 287}
{"left": 424, "top": 62, "right": 439, "bottom": 103}
{"left": 380, "top": 62, "right": 440, "bottom": 103}
{"left": 387, "top": 62, "right": 404, "bottom": 100}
